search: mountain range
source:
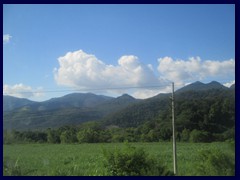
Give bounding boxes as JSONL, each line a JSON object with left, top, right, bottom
{"left": 3, "top": 81, "right": 235, "bottom": 130}
{"left": 3, "top": 96, "right": 34, "bottom": 112}
{"left": 175, "top": 81, "right": 229, "bottom": 93}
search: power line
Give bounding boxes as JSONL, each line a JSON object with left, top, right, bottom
{"left": 4, "top": 84, "right": 172, "bottom": 95}
{"left": 4, "top": 78, "right": 234, "bottom": 95}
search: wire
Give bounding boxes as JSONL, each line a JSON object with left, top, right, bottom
{"left": 4, "top": 83, "right": 173, "bottom": 94}
{"left": 4, "top": 78, "right": 234, "bottom": 95}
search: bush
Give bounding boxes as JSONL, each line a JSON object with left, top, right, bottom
{"left": 102, "top": 143, "right": 173, "bottom": 176}
{"left": 190, "top": 130, "right": 211, "bottom": 142}
{"left": 3, "top": 157, "right": 22, "bottom": 176}
{"left": 181, "top": 128, "right": 190, "bottom": 142}
{"left": 195, "top": 148, "right": 234, "bottom": 176}
{"left": 223, "top": 128, "right": 235, "bottom": 141}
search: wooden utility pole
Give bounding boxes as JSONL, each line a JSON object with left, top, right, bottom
{"left": 172, "top": 82, "right": 177, "bottom": 175}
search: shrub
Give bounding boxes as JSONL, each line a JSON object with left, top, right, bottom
{"left": 190, "top": 130, "right": 211, "bottom": 142}
{"left": 102, "top": 143, "right": 173, "bottom": 176}
{"left": 181, "top": 128, "right": 190, "bottom": 142}
{"left": 3, "top": 157, "right": 22, "bottom": 176}
{"left": 195, "top": 148, "right": 234, "bottom": 176}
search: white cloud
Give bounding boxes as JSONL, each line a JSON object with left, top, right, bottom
{"left": 3, "top": 84, "right": 44, "bottom": 99}
{"left": 223, "top": 80, "right": 235, "bottom": 87}
{"left": 157, "top": 56, "right": 235, "bottom": 88}
{"left": 54, "top": 50, "right": 235, "bottom": 98}
{"left": 3, "top": 34, "right": 12, "bottom": 44}
{"left": 54, "top": 50, "right": 166, "bottom": 98}
{"left": 132, "top": 85, "right": 172, "bottom": 99}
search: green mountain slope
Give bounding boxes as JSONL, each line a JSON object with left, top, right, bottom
{"left": 102, "top": 87, "right": 234, "bottom": 135}
{"left": 3, "top": 93, "right": 138, "bottom": 130}
{"left": 3, "top": 96, "right": 35, "bottom": 112}
{"left": 176, "top": 81, "right": 228, "bottom": 93}
{"left": 3, "top": 81, "right": 235, "bottom": 133}
{"left": 102, "top": 93, "right": 170, "bottom": 127}
{"left": 3, "top": 107, "right": 102, "bottom": 130}
{"left": 16, "top": 93, "right": 114, "bottom": 111}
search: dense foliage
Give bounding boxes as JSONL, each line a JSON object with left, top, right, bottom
{"left": 3, "top": 87, "right": 235, "bottom": 144}
{"left": 103, "top": 143, "right": 173, "bottom": 176}
{"left": 195, "top": 147, "right": 235, "bottom": 175}
{"left": 3, "top": 121, "right": 234, "bottom": 145}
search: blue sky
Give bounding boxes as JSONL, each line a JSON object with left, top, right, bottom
{"left": 3, "top": 4, "right": 235, "bottom": 101}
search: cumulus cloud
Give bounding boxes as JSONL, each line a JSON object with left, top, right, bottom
{"left": 54, "top": 50, "right": 165, "bottom": 98}
{"left": 157, "top": 56, "right": 235, "bottom": 87}
{"left": 223, "top": 80, "right": 235, "bottom": 87}
{"left": 54, "top": 50, "right": 235, "bottom": 98}
{"left": 3, "top": 84, "right": 44, "bottom": 99}
{"left": 132, "top": 85, "right": 172, "bottom": 99}
{"left": 3, "top": 34, "right": 12, "bottom": 44}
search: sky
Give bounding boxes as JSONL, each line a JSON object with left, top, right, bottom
{"left": 3, "top": 4, "right": 235, "bottom": 101}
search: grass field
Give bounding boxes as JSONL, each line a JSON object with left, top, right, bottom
{"left": 3, "top": 142, "right": 235, "bottom": 176}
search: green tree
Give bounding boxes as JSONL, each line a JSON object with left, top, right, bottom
{"left": 159, "top": 128, "right": 172, "bottom": 141}
{"left": 189, "top": 129, "right": 211, "bottom": 142}
{"left": 60, "top": 130, "right": 77, "bottom": 144}
{"left": 47, "top": 129, "right": 60, "bottom": 144}
{"left": 181, "top": 128, "right": 190, "bottom": 142}
{"left": 77, "top": 128, "right": 99, "bottom": 143}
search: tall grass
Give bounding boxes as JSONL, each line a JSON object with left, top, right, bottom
{"left": 3, "top": 142, "right": 234, "bottom": 176}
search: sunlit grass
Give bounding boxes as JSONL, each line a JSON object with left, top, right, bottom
{"left": 3, "top": 142, "right": 234, "bottom": 176}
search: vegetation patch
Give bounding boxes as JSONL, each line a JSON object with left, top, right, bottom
{"left": 195, "top": 147, "right": 235, "bottom": 176}
{"left": 3, "top": 142, "right": 235, "bottom": 176}
{"left": 102, "top": 143, "right": 173, "bottom": 176}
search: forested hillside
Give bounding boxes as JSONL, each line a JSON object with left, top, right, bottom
{"left": 3, "top": 93, "right": 139, "bottom": 130}
{"left": 103, "top": 87, "right": 235, "bottom": 131}
{"left": 3, "top": 81, "right": 235, "bottom": 144}
{"left": 3, "top": 96, "right": 34, "bottom": 112}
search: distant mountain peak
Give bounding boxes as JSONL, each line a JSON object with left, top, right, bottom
{"left": 193, "top": 81, "right": 204, "bottom": 85}
{"left": 208, "top": 81, "right": 222, "bottom": 85}
{"left": 117, "top": 94, "right": 135, "bottom": 100}
{"left": 176, "top": 81, "right": 227, "bottom": 93}
{"left": 3, "top": 95, "right": 34, "bottom": 111}
{"left": 206, "top": 81, "right": 227, "bottom": 89}
{"left": 121, "top": 93, "right": 134, "bottom": 98}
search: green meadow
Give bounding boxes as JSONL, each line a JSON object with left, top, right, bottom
{"left": 3, "top": 142, "right": 234, "bottom": 176}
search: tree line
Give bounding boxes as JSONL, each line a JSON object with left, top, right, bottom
{"left": 3, "top": 120, "right": 234, "bottom": 144}
{"left": 3, "top": 89, "right": 235, "bottom": 144}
